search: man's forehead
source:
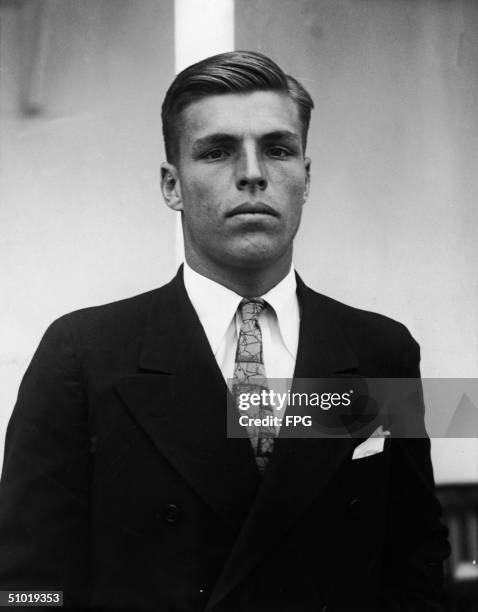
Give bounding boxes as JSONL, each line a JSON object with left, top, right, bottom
{"left": 179, "top": 91, "right": 302, "bottom": 141}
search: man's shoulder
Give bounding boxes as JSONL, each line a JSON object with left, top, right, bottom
{"left": 303, "top": 283, "right": 418, "bottom": 354}
{"left": 320, "top": 290, "right": 414, "bottom": 337}
{"left": 44, "top": 278, "right": 177, "bottom": 348}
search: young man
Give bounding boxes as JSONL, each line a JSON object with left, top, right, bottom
{"left": 0, "top": 51, "right": 449, "bottom": 611}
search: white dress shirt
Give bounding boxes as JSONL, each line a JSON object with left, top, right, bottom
{"left": 183, "top": 262, "right": 300, "bottom": 386}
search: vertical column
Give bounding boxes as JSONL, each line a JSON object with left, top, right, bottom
{"left": 173, "top": 0, "right": 234, "bottom": 265}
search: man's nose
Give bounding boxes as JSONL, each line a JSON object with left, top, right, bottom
{"left": 235, "top": 146, "right": 268, "bottom": 191}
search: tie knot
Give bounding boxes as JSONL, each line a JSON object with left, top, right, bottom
{"left": 239, "top": 298, "right": 266, "bottom": 323}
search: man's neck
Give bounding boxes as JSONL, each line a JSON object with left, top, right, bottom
{"left": 184, "top": 252, "right": 293, "bottom": 298}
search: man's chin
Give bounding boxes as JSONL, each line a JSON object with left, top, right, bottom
{"left": 219, "top": 242, "right": 288, "bottom": 270}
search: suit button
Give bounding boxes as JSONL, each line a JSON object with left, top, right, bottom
{"left": 164, "top": 503, "right": 181, "bottom": 523}
{"left": 349, "top": 498, "right": 361, "bottom": 518}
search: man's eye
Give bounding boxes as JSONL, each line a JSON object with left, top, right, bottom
{"left": 203, "top": 149, "right": 228, "bottom": 160}
{"left": 268, "top": 147, "right": 291, "bottom": 158}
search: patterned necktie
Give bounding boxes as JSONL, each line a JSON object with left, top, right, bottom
{"left": 232, "top": 299, "right": 276, "bottom": 474}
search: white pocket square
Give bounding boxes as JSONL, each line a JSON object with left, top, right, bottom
{"left": 352, "top": 426, "right": 390, "bottom": 460}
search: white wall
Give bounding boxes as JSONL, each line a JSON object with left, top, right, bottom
{"left": 0, "top": 0, "right": 175, "bottom": 456}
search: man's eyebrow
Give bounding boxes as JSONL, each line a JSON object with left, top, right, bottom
{"left": 261, "top": 130, "right": 300, "bottom": 143}
{"left": 192, "top": 133, "right": 237, "bottom": 153}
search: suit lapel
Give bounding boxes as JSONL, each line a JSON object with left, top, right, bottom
{"left": 115, "top": 268, "right": 261, "bottom": 532}
{"left": 206, "top": 275, "right": 360, "bottom": 610}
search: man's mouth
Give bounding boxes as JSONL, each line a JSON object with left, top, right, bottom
{"left": 226, "top": 202, "right": 278, "bottom": 217}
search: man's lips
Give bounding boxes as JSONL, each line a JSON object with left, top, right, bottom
{"left": 226, "top": 202, "right": 279, "bottom": 218}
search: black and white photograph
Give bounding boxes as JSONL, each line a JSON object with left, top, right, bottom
{"left": 1, "top": 1, "right": 477, "bottom": 610}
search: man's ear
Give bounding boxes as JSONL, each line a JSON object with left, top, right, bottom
{"left": 161, "top": 163, "right": 183, "bottom": 211}
{"left": 303, "top": 157, "right": 311, "bottom": 202}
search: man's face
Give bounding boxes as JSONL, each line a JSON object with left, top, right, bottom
{"left": 162, "top": 91, "right": 311, "bottom": 271}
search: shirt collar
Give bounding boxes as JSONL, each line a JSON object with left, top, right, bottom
{"left": 261, "top": 265, "right": 299, "bottom": 358}
{"left": 183, "top": 262, "right": 298, "bottom": 356}
{"left": 183, "top": 263, "right": 242, "bottom": 356}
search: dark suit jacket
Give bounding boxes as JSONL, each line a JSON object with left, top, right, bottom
{"left": 0, "top": 268, "right": 449, "bottom": 611}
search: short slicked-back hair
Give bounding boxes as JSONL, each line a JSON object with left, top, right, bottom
{"left": 161, "top": 50, "right": 314, "bottom": 163}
